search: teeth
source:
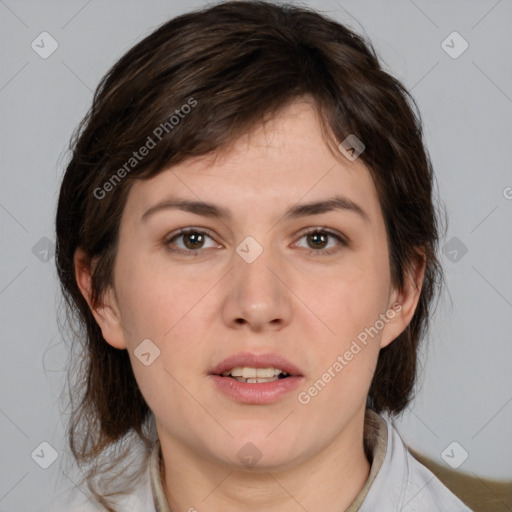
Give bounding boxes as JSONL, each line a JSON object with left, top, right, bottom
{"left": 234, "top": 376, "right": 279, "bottom": 383}
{"left": 221, "top": 367, "right": 289, "bottom": 379}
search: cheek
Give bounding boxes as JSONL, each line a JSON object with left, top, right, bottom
{"left": 114, "top": 251, "right": 214, "bottom": 394}
{"left": 304, "top": 255, "right": 390, "bottom": 405}
{"left": 320, "top": 258, "right": 389, "bottom": 341}
{"left": 300, "top": 275, "right": 385, "bottom": 412}
{"left": 113, "top": 249, "right": 197, "bottom": 342}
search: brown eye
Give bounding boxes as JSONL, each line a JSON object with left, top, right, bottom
{"left": 295, "top": 229, "right": 347, "bottom": 256}
{"left": 307, "top": 231, "right": 329, "bottom": 250}
{"left": 165, "top": 229, "right": 218, "bottom": 255}
{"left": 183, "top": 231, "right": 206, "bottom": 250}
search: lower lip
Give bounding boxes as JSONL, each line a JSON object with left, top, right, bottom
{"left": 209, "top": 375, "right": 304, "bottom": 404}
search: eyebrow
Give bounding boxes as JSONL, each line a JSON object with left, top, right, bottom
{"left": 141, "top": 195, "right": 370, "bottom": 223}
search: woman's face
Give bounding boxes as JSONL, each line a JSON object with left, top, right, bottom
{"left": 86, "top": 100, "right": 418, "bottom": 471}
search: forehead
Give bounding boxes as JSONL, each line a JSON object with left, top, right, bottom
{"left": 124, "top": 100, "right": 382, "bottom": 224}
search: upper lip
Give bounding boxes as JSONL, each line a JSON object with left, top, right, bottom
{"left": 210, "top": 352, "right": 303, "bottom": 376}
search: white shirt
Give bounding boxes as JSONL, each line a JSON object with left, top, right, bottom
{"left": 51, "top": 410, "right": 473, "bottom": 511}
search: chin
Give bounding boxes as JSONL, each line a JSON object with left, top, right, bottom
{"left": 208, "top": 437, "right": 307, "bottom": 473}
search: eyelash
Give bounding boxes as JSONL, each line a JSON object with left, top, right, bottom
{"left": 163, "top": 228, "right": 348, "bottom": 257}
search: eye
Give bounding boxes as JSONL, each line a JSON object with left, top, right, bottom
{"left": 294, "top": 229, "right": 347, "bottom": 255}
{"left": 163, "top": 227, "right": 348, "bottom": 257}
{"left": 164, "top": 229, "right": 219, "bottom": 255}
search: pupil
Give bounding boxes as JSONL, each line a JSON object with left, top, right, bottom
{"left": 185, "top": 232, "right": 204, "bottom": 249}
{"left": 309, "top": 232, "right": 327, "bottom": 249}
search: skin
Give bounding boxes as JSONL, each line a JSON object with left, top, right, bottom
{"left": 76, "top": 99, "right": 425, "bottom": 512}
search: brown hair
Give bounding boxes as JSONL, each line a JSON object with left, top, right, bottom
{"left": 55, "top": 1, "right": 444, "bottom": 509}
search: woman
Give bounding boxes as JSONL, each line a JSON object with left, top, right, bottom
{"left": 54, "top": 1, "right": 473, "bottom": 510}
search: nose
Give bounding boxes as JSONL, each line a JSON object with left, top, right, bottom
{"left": 221, "top": 243, "right": 293, "bottom": 332}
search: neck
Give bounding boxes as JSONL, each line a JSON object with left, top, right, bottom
{"left": 158, "top": 410, "right": 371, "bottom": 512}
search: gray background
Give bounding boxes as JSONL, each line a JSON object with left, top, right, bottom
{"left": 0, "top": 0, "right": 511, "bottom": 510}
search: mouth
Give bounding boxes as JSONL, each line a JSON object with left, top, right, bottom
{"left": 209, "top": 352, "right": 304, "bottom": 404}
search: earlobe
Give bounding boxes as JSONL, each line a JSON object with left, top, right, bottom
{"left": 380, "top": 251, "right": 427, "bottom": 349}
{"left": 74, "top": 249, "right": 127, "bottom": 350}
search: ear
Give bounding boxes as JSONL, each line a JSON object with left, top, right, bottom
{"left": 74, "top": 248, "right": 127, "bottom": 350}
{"left": 380, "top": 250, "right": 427, "bottom": 349}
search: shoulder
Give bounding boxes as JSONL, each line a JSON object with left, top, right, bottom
{"left": 360, "top": 413, "right": 474, "bottom": 512}
{"left": 47, "top": 465, "right": 155, "bottom": 512}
